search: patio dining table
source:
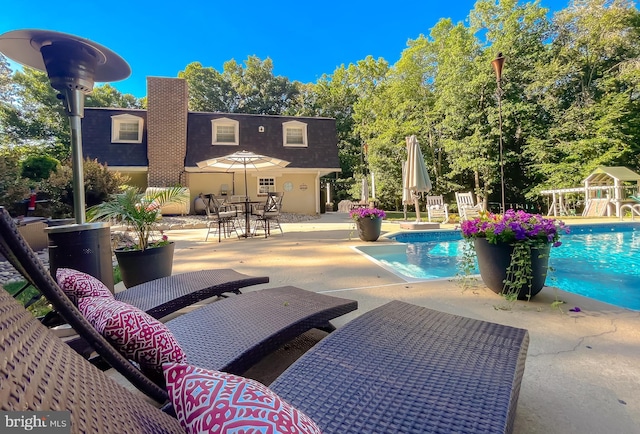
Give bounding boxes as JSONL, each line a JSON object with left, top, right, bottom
{"left": 230, "top": 200, "right": 263, "bottom": 238}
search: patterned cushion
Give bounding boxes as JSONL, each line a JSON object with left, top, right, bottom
{"left": 79, "top": 297, "right": 186, "bottom": 372}
{"left": 163, "top": 363, "right": 322, "bottom": 434}
{"left": 56, "top": 268, "right": 113, "bottom": 305}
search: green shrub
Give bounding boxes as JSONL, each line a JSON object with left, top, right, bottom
{"left": 40, "top": 158, "right": 130, "bottom": 218}
{"left": 21, "top": 155, "right": 60, "bottom": 182}
{"left": 0, "top": 150, "right": 29, "bottom": 216}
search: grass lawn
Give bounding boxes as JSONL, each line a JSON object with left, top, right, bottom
{"left": 3, "top": 280, "right": 51, "bottom": 317}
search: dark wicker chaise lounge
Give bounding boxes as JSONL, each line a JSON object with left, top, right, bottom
{"left": 1, "top": 207, "right": 269, "bottom": 322}
{"left": 0, "top": 288, "right": 529, "bottom": 433}
{"left": 0, "top": 206, "right": 358, "bottom": 404}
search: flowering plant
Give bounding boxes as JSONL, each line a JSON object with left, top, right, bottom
{"left": 460, "top": 209, "right": 569, "bottom": 247}
{"left": 458, "top": 209, "right": 570, "bottom": 304}
{"left": 88, "top": 186, "right": 187, "bottom": 250}
{"left": 349, "top": 207, "right": 386, "bottom": 220}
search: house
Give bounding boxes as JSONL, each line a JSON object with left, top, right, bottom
{"left": 81, "top": 77, "right": 341, "bottom": 214}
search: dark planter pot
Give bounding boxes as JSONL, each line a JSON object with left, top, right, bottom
{"left": 474, "top": 238, "right": 550, "bottom": 300}
{"left": 114, "top": 242, "right": 174, "bottom": 288}
{"left": 356, "top": 217, "right": 382, "bottom": 242}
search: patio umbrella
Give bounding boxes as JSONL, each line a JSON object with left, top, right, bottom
{"left": 196, "top": 150, "right": 290, "bottom": 198}
{"left": 403, "top": 135, "right": 432, "bottom": 222}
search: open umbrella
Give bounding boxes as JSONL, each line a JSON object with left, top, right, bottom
{"left": 197, "top": 151, "right": 290, "bottom": 237}
{"left": 402, "top": 135, "right": 432, "bottom": 222}
{"left": 196, "top": 150, "right": 290, "bottom": 198}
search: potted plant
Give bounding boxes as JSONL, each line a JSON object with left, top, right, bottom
{"left": 350, "top": 207, "right": 386, "bottom": 241}
{"left": 87, "top": 186, "right": 188, "bottom": 288}
{"left": 460, "top": 209, "right": 570, "bottom": 301}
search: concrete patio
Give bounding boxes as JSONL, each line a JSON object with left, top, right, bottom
{"left": 119, "top": 212, "right": 640, "bottom": 433}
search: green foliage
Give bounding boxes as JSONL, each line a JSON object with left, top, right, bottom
{"left": 3, "top": 281, "right": 52, "bottom": 318}
{"left": 39, "top": 158, "right": 130, "bottom": 218}
{"left": 20, "top": 155, "right": 59, "bottom": 182}
{"left": 179, "top": 57, "right": 300, "bottom": 114}
{"left": 0, "top": 148, "right": 29, "bottom": 215}
{"left": 85, "top": 84, "right": 143, "bottom": 109}
{"left": 3, "top": 1, "right": 640, "bottom": 210}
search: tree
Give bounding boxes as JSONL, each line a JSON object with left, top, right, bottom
{"left": 469, "top": 0, "right": 551, "bottom": 206}
{"left": 525, "top": 0, "right": 640, "bottom": 193}
{"left": 179, "top": 57, "right": 300, "bottom": 115}
{"left": 85, "top": 84, "right": 144, "bottom": 109}
{"left": 0, "top": 148, "right": 29, "bottom": 216}
{"left": 3, "top": 67, "right": 143, "bottom": 161}
{"left": 178, "top": 62, "right": 235, "bottom": 112}
{"left": 21, "top": 155, "right": 59, "bottom": 182}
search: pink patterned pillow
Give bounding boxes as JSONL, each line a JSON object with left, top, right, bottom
{"left": 163, "top": 363, "right": 322, "bottom": 434}
{"left": 79, "top": 297, "right": 186, "bottom": 372}
{"left": 56, "top": 268, "right": 113, "bottom": 305}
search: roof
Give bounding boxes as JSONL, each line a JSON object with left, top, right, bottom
{"left": 584, "top": 166, "right": 640, "bottom": 184}
{"left": 184, "top": 112, "right": 340, "bottom": 169}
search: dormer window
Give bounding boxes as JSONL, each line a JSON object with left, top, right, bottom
{"left": 212, "top": 118, "right": 239, "bottom": 145}
{"left": 111, "top": 114, "right": 143, "bottom": 143}
{"left": 283, "top": 120, "right": 308, "bottom": 147}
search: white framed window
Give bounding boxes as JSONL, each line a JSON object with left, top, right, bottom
{"left": 212, "top": 118, "right": 239, "bottom": 145}
{"left": 257, "top": 177, "right": 276, "bottom": 196}
{"left": 111, "top": 114, "right": 143, "bottom": 143}
{"left": 282, "top": 120, "right": 308, "bottom": 147}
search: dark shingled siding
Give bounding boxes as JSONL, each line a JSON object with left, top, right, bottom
{"left": 82, "top": 108, "right": 148, "bottom": 167}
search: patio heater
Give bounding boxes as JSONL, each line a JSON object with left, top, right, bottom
{"left": 0, "top": 29, "right": 130, "bottom": 223}
{"left": 0, "top": 29, "right": 130, "bottom": 291}
{"left": 491, "top": 52, "right": 506, "bottom": 214}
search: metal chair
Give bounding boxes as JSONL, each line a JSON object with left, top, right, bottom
{"left": 253, "top": 192, "right": 284, "bottom": 237}
{"left": 203, "top": 194, "right": 239, "bottom": 242}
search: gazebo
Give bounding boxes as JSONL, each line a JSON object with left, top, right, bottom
{"left": 541, "top": 166, "right": 640, "bottom": 217}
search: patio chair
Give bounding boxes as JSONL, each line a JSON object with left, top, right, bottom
{"left": 0, "top": 207, "right": 269, "bottom": 322}
{"left": 426, "top": 195, "right": 450, "bottom": 223}
{"left": 455, "top": 191, "right": 483, "bottom": 220}
{"left": 202, "top": 193, "right": 239, "bottom": 242}
{"left": 253, "top": 192, "right": 284, "bottom": 237}
{"left": 1, "top": 288, "right": 528, "bottom": 433}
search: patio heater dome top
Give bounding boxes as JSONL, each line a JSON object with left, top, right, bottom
{"left": 0, "top": 29, "right": 130, "bottom": 93}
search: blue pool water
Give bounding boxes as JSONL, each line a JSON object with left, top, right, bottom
{"left": 355, "top": 223, "right": 640, "bottom": 310}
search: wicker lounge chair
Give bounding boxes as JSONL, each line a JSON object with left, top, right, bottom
{"left": 0, "top": 204, "right": 358, "bottom": 403}
{"left": 1, "top": 288, "right": 528, "bottom": 434}
{"left": 0, "top": 207, "right": 268, "bottom": 321}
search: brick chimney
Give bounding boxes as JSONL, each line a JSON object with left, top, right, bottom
{"left": 146, "top": 77, "right": 188, "bottom": 186}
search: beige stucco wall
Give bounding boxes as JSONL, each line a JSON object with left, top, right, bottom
{"left": 186, "top": 172, "right": 319, "bottom": 215}
{"left": 115, "top": 171, "right": 148, "bottom": 190}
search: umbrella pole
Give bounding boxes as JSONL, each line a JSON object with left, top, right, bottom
{"left": 243, "top": 164, "right": 249, "bottom": 199}
{"left": 414, "top": 196, "right": 421, "bottom": 222}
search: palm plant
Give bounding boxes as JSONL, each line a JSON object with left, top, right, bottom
{"left": 88, "top": 186, "right": 188, "bottom": 250}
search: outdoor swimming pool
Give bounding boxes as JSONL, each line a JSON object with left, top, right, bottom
{"left": 355, "top": 222, "right": 640, "bottom": 311}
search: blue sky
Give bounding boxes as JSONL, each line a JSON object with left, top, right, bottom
{"left": 1, "top": 0, "right": 569, "bottom": 98}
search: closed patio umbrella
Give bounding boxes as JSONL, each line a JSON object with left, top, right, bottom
{"left": 361, "top": 178, "right": 370, "bottom": 204}
{"left": 403, "top": 135, "right": 432, "bottom": 222}
{"left": 196, "top": 150, "right": 290, "bottom": 199}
